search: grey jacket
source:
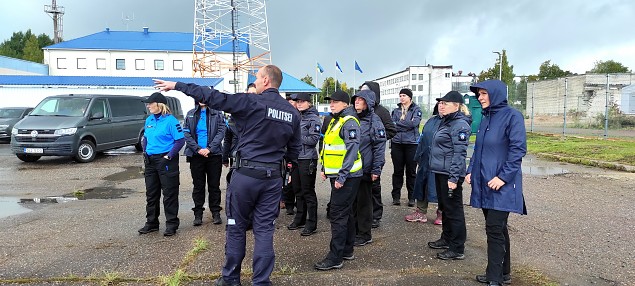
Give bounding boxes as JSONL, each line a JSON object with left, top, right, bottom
{"left": 183, "top": 106, "right": 226, "bottom": 157}
{"left": 353, "top": 90, "right": 387, "bottom": 176}
{"left": 391, "top": 102, "right": 422, "bottom": 145}
{"left": 298, "top": 106, "right": 321, "bottom": 160}
{"left": 323, "top": 106, "right": 363, "bottom": 184}
{"left": 429, "top": 111, "right": 472, "bottom": 183}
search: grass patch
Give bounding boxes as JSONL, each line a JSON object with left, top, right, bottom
{"left": 178, "top": 238, "right": 209, "bottom": 269}
{"left": 513, "top": 266, "right": 559, "bottom": 286}
{"left": 527, "top": 133, "right": 635, "bottom": 167}
{"left": 72, "top": 190, "right": 85, "bottom": 198}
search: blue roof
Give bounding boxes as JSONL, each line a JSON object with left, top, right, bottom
{"left": 248, "top": 72, "right": 320, "bottom": 93}
{"left": 0, "top": 75, "right": 223, "bottom": 87}
{"left": 44, "top": 29, "right": 250, "bottom": 55}
{"left": 0, "top": 55, "right": 49, "bottom": 75}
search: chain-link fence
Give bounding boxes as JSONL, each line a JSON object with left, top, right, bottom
{"left": 513, "top": 73, "right": 635, "bottom": 139}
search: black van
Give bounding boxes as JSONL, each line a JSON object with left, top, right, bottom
{"left": 11, "top": 94, "right": 147, "bottom": 163}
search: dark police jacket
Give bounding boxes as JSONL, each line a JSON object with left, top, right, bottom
{"left": 354, "top": 90, "right": 387, "bottom": 176}
{"left": 183, "top": 106, "right": 226, "bottom": 157}
{"left": 429, "top": 111, "right": 471, "bottom": 183}
{"left": 174, "top": 84, "right": 301, "bottom": 165}
{"left": 391, "top": 102, "right": 423, "bottom": 145}
{"left": 298, "top": 106, "right": 321, "bottom": 160}
{"left": 222, "top": 117, "right": 239, "bottom": 164}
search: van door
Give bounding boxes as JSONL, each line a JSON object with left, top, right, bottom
{"left": 86, "top": 98, "right": 113, "bottom": 150}
{"left": 108, "top": 97, "right": 146, "bottom": 146}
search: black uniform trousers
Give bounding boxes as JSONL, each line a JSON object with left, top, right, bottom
{"left": 435, "top": 173, "right": 466, "bottom": 254}
{"left": 144, "top": 154, "right": 180, "bottom": 230}
{"left": 190, "top": 154, "right": 223, "bottom": 215}
{"left": 391, "top": 143, "right": 418, "bottom": 201}
{"left": 354, "top": 175, "right": 374, "bottom": 241}
{"left": 291, "top": 159, "right": 318, "bottom": 230}
{"left": 483, "top": 208, "right": 511, "bottom": 283}
{"left": 326, "top": 177, "right": 361, "bottom": 263}
{"left": 371, "top": 178, "right": 383, "bottom": 221}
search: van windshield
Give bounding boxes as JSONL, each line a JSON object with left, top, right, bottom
{"left": 31, "top": 97, "right": 91, "bottom": 117}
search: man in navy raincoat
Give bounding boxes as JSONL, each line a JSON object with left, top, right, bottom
{"left": 466, "top": 79, "right": 527, "bottom": 286}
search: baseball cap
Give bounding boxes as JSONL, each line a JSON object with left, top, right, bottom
{"left": 144, "top": 92, "right": 167, "bottom": 104}
{"left": 324, "top": 90, "right": 350, "bottom": 104}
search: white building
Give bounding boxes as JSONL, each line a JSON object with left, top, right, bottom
{"left": 373, "top": 65, "right": 453, "bottom": 112}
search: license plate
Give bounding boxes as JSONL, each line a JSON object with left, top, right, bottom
{"left": 24, "top": 148, "right": 43, "bottom": 154}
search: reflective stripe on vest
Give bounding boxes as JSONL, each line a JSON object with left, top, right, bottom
{"left": 320, "top": 115, "right": 362, "bottom": 175}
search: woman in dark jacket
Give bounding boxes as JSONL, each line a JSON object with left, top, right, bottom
{"left": 427, "top": 91, "right": 471, "bottom": 261}
{"left": 390, "top": 88, "right": 422, "bottom": 207}
{"left": 467, "top": 80, "right": 527, "bottom": 286}
{"left": 405, "top": 103, "right": 442, "bottom": 224}
{"left": 287, "top": 93, "right": 322, "bottom": 236}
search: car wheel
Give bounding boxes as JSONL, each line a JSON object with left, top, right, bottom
{"left": 16, "top": 154, "right": 41, "bottom": 162}
{"left": 135, "top": 136, "right": 143, "bottom": 151}
{"left": 74, "top": 140, "right": 96, "bottom": 163}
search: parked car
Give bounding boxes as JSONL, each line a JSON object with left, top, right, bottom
{"left": 0, "top": 107, "right": 33, "bottom": 142}
{"left": 11, "top": 94, "right": 147, "bottom": 163}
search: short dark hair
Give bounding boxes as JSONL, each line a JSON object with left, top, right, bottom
{"left": 262, "top": 65, "right": 283, "bottom": 88}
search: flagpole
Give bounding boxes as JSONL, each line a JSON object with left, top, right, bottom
{"left": 315, "top": 61, "right": 318, "bottom": 105}
{"left": 354, "top": 61, "right": 356, "bottom": 93}
{"left": 335, "top": 62, "right": 338, "bottom": 92}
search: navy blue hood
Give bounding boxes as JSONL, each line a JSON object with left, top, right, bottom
{"left": 351, "top": 90, "right": 376, "bottom": 113}
{"left": 470, "top": 79, "right": 508, "bottom": 112}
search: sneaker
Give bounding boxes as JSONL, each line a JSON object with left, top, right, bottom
{"left": 354, "top": 237, "right": 373, "bottom": 247}
{"left": 314, "top": 258, "right": 343, "bottom": 270}
{"left": 300, "top": 228, "right": 317, "bottom": 236}
{"left": 342, "top": 254, "right": 355, "bottom": 260}
{"left": 138, "top": 225, "right": 159, "bottom": 234}
{"left": 371, "top": 219, "right": 381, "bottom": 229}
{"left": 407, "top": 199, "right": 415, "bottom": 207}
{"left": 436, "top": 250, "right": 465, "bottom": 260}
{"left": 405, "top": 209, "right": 428, "bottom": 223}
{"left": 476, "top": 274, "right": 512, "bottom": 284}
{"left": 434, "top": 209, "right": 443, "bottom": 225}
{"left": 212, "top": 212, "right": 222, "bottom": 225}
{"left": 427, "top": 239, "right": 449, "bottom": 249}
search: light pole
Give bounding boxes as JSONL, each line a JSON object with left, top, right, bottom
{"left": 492, "top": 51, "right": 502, "bottom": 80}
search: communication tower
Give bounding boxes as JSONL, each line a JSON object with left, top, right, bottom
{"left": 44, "top": 0, "right": 65, "bottom": 43}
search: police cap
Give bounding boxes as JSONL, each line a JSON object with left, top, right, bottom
{"left": 144, "top": 92, "right": 168, "bottom": 104}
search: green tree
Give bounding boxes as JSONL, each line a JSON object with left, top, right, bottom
{"left": 589, "top": 60, "right": 630, "bottom": 74}
{"left": 537, "top": 60, "right": 572, "bottom": 80}
{"left": 0, "top": 30, "right": 54, "bottom": 62}
{"left": 477, "top": 49, "right": 515, "bottom": 85}
{"left": 23, "top": 35, "right": 43, "bottom": 63}
{"left": 319, "top": 77, "right": 350, "bottom": 103}
{"left": 300, "top": 74, "right": 314, "bottom": 87}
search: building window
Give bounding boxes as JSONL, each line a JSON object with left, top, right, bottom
{"left": 135, "top": 59, "right": 145, "bottom": 70}
{"left": 96, "top": 58, "right": 106, "bottom": 70}
{"left": 116, "top": 59, "right": 126, "bottom": 70}
{"left": 154, "top": 60, "right": 164, "bottom": 70}
{"left": 77, "top": 58, "right": 87, "bottom": 69}
{"left": 445, "top": 73, "right": 451, "bottom": 78}
{"left": 418, "top": 85, "right": 424, "bottom": 91}
{"left": 419, "top": 74, "right": 424, "bottom": 80}
{"left": 173, "top": 60, "right": 183, "bottom": 71}
{"left": 57, "top": 58, "right": 67, "bottom": 69}
{"left": 412, "top": 85, "right": 416, "bottom": 91}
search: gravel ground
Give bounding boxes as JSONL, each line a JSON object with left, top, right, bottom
{"left": 0, "top": 144, "right": 633, "bottom": 285}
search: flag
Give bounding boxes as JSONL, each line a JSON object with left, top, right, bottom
{"left": 317, "top": 62, "right": 324, "bottom": 74}
{"left": 335, "top": 61, "right": 343, "bottom": 73}
{"left": 355, "top": 61, "right": 363, "bottom": 73}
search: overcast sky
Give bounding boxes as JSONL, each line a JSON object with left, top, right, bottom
{"left": 2, "top": 0, "right": 634, "bottom": 86}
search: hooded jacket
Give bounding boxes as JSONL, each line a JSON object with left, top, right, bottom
{"left": 298, "top": 106, "right": 321, "bottom": 160}
{"left": 391, "top": 102, "right": 423, "bottom": 145}
{"left": 222, "top": 116, "right": 239, "bottom": 164}
{"left": 322, "top": 106, "right": 363, "bottom": 184}
{"left": 468, "top": 80, "right": 527, "bottom": 215}
{"left": 429, "top": 110, "right": 472, "bottom": 183}
{"left": 413, "top": 110, "right": 442, "bottom": 202}
{"left": 183, "top": 105, "right": 226, "bottom": 156}
{"left": 352, "top": 90, "right": 387, "bottom": 176}
{"left": 362, "top": 81, "right": 397, "bottom": 140}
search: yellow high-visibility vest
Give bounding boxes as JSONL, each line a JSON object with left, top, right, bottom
{"left": 321, "top": 115, "right": 362, "bottom": 175}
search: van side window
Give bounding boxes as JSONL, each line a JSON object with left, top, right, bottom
{"left": 109, "top": 97, "right": 146, "bottom": 117}
{"left": 89, "top": 99, "right": 109, "bottom": 118}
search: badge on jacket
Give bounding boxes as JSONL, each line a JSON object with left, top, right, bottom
{"left": 348, "top": 130, "right": 357, "bottom": 139}
{"left": 377, "top": 129, "right": 386, "bottom": 138}
{"left": 314, "top": 125, "right": 321, "bottom": 132}
{"left": 458, "top": 131, "right": 467, "bottom": 141}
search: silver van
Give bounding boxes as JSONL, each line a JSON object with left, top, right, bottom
{"left": 11, "top": 94, "right": 147, "bottom": 163}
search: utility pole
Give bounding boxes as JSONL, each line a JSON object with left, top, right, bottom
{"left": 44, "top": 0, "right": 65, "bottom": 43}
{"left": 493, "top": 51, "right": 502, "bottom": 80}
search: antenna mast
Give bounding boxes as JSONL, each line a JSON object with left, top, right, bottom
{"left": 44, "top": 0, "right": 65, "bottom": 43}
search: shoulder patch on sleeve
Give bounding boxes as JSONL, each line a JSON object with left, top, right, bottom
{"left": 348, "top": 130, "right": 357, "bottom": 139}
{"left": 417, "top": 111, "right": 422, "bottom": 117}
{"left": 377, "top": 129, "right": 386, "bottom": 138}
{"left": 314, "top": 124, "right": 321, "bottom": 132}
{"left": 458, "top": 131, "right": 468, "bottom": 141}
{"left": 176, "top": 124, "right": 183, "bottom": 133}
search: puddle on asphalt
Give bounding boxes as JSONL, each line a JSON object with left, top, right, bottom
{"left": 0, "top": 197, "right": 32, "bottom": 219}
{"left": 65, "top": 187, "right": 135, "bottom": 200}
{"left": 103, "top": 166, "right": 144, "bottom": 182}
{"left": 522, "top": 165, "right": 569, "bottom": 176}
{"left": 103, "top": 146, "right": 138, "bottom": 155}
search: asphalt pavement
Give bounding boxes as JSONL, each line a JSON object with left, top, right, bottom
{"left": 0, "top": 143, "right": 633, "bottom": 286}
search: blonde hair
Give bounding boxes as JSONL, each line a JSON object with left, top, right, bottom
{"left": 459, "top": 103, "right": 470, "bottom": 116}
{"left": 158, "top": 103, "right": 171, "bottom": 115}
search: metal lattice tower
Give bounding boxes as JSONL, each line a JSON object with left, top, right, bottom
{"left": 44, "top": 0, "right": 65, "bottom": 43}
{"left": 193, "top": 0, "right": 271, "bottom": 92}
